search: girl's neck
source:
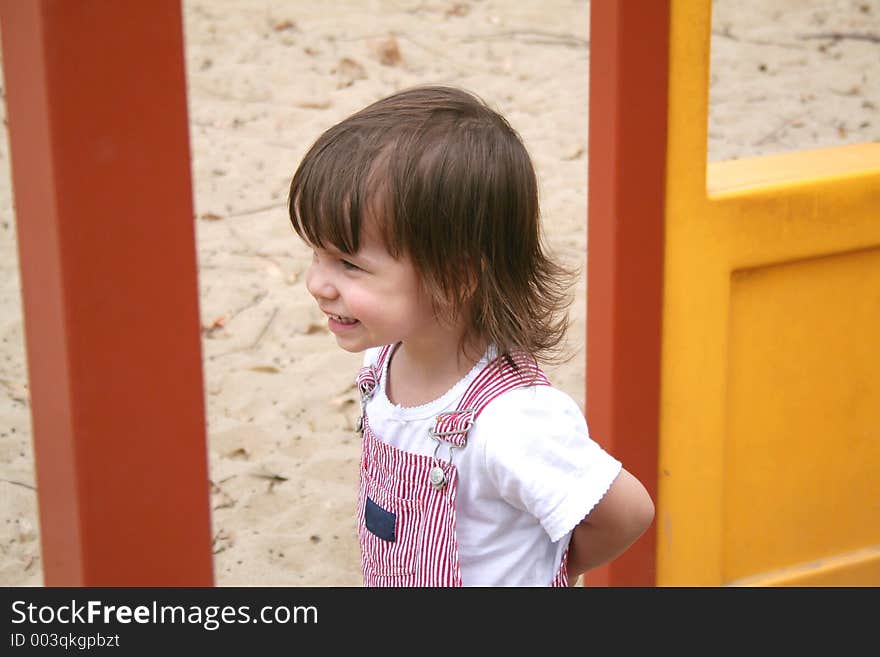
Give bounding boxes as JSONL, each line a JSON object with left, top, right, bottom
{"left": 385, "top": 334, "right": 486, "bottom": 408}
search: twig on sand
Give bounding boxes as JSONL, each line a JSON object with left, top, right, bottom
{"left": 711, "top": 29, "right": 808, "bottom": 50}
{"left": 249, "top": 307, "right": 279, "bottom": 351}
{"left": 231, "top": 291, "right": 270, "bottom": 322}
{"left": 204, "top": 291, "right": 270, "bottom": 338}
{"left": 252, "top": 468, "right": 289, "bottom": 493}
{"left": 207, "top": 303, "right": 277, "bottom": 357}
{"left": 210, "top": 479, "right": 237, "bottom": 510}
{"left": 225, "top": 226, "right": 289, "bottom": 276}
{"left": 252, "top": 471, "right": 289, "bottom": 483}
{"left": 226, "top": 202, "right": 286, "bottom": 218}
{"left": 462, "top": 30, "right": 588, "bottom": 49}
{"left": 1, "top": 478, "right": 36, "bottom": 491}
{"left": 797, "top": 32, "right": 880, "bottom": 44}
{"left": 197, "top": 202, "right": 285, "bottom": 221}
{"left": 0, "top": 378, "right": 29, "bottom": 405}
{"left": 394, "top": 32, "right": 457, "bottom": 63}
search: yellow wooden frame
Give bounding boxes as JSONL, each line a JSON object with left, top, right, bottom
{"left": 657, "top": 1, "right": 880, "bottom": 586}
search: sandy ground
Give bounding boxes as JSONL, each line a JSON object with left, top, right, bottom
{"left": 0, "top": 0, "right": 878, "bottom": 586}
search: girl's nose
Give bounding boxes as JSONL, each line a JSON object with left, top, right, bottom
{"left": 305, "top": 259, "right": 338, "bottom": 300}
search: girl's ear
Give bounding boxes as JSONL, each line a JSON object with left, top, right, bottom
{"left": 457, "top": 257, "right": 483, "bottom": 302}
{"left": 467, "top": 261, "right": 483, "bottom": 297}
{"left": 474, "top": 255, "right": 492, "bottom": 295}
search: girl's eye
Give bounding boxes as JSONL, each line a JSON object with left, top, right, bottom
{"left": 340, "top": 259, "right": 361, "bottom": 272}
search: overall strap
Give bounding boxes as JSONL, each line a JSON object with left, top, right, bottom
{"left": 356, "top": 344, "right": 394, "bottom": 402}
{"left": 431, "top": 352, "right": 551, "bottom": 448}
{"left": 354, "top": 345, "right": 393, "bottom": 435}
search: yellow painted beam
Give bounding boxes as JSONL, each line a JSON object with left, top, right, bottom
{"left": 727, "top": 546, "right": 880, "bottom": 587}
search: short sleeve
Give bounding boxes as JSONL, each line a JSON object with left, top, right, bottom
{"left": 477, "top": 386, "right": 622, "bottom": 542}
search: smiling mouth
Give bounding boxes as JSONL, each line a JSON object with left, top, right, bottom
{"left": 329, "top": 313, "right": 358, "bottom": 325}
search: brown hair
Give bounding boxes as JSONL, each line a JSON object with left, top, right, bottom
{"left": 288, "top": 85, "right": 574, "bottom": 366}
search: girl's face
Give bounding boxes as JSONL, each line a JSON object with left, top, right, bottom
{"left": 304, "top": 221, "right": 450, "bottom": 355}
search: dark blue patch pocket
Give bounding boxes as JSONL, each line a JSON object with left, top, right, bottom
{"left": 365, "top": 496, "right": 396, "bottom": 542}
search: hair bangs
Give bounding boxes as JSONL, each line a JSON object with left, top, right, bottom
{"left": 289, "top": 134, "right": 373, "bottom": 255}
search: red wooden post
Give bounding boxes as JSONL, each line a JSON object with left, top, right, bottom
{"left": 0, "top": 0, "right": 213, "bottom": 585}
{"left": 586, "top": 0, "right": 669, "bottom": 586}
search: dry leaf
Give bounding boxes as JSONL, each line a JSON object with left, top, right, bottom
{"left": 562, "top": 145, "right": 585, "bottom": 161}
{"left": 295, "top": 99, "right": 333, "bottom": 110}
{"left": 199, "top": 212, "right": 224, "bottom": 221}
{"left": 273, "top": 19, "right": 297, "bottom": 32}
{"left": 249, "top": 365, "right": 281, "bottom": 374}
{"left": 372, "top": 37, "right": 403, "bottom": 66}
{"left": 202, "top": 315, "right": 229, "bottom": 338}
{"left": 335, "top": 57, "right": 367, "bottom": 88}
{"left": 210, "top": 479, "right": 237, "bottom": 509}
{"left": 446, "top": 3, "right": 470, "bottom": 17}
{"left": 212, "top": 529, "right": 235, "bottom": 554}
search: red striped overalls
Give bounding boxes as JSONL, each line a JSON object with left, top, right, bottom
{"left": 355, "top": 344, "right": 570, "bottom": 587}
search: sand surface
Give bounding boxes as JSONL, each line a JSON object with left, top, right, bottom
{"left": 1, "top": 0, "right": 878, "bottom": 585}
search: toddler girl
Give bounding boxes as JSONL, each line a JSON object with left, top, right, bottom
{"left": 288, "top": 85, "right": 654, "bottom": 586}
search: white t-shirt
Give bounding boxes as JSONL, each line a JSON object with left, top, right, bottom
{"left": 361, "top": 346, "right": 622, "bottom": 586}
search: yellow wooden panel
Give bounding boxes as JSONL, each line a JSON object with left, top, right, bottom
{"left": 657, "top": 0, "right": 880, "bottom": 586}
{"left": 725, "top": 248, "right": 880, "bottom": 583}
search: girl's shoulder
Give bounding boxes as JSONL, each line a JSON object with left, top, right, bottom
{"left": 479, "top": 349, "right": 581, "bottom": 422}
{"left": 476, "top": 384, "right": 588, "bottom": 436}
{"left": 472, "top": 383, "right": 620, "bottom": 519}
